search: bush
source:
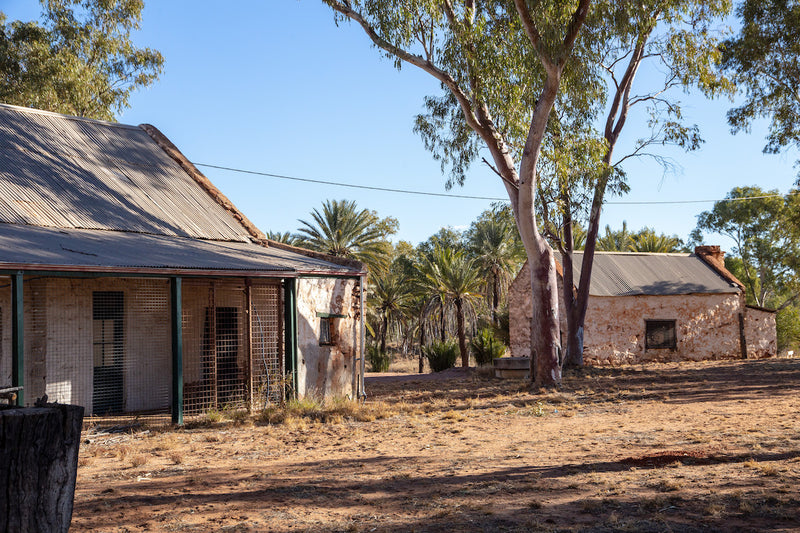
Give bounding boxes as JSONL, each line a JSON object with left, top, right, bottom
{"left": 470, "top": 328, "right": 506, "bottom": 366}
{"left": 423, "top": 340, "right": 459, "bottom": 372}
{"left": 367, "top": 344, "right": 391, "bottom": 372}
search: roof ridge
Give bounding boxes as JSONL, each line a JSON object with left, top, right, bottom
{"left": 139, "top": 123, "right": 267, "bottom": 243}
{"left": 0, "top": 103, "right": 140, "bottom": 130}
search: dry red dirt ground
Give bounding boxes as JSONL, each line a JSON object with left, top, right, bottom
{"left": 73, "top": 358, "right": 800, "bottom": 532}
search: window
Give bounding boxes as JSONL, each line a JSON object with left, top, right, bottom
{"left": 93, "top": 291, "right": 124, "bottom": 368}
{"left": 645, "top": 320, "right": 677, "bottom": 350}
{"left": 316, "top": 312, "right": 346, "bottom": 346}
{"left": 319, "top": 317, "right": 334, "bottom": 345}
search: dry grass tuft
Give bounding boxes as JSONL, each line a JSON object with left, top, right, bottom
{"left": 129, "top": 454, "right": 148, "bottom": 468}
{"left": 259, "top": 397, "right": 400, "bottom": 425}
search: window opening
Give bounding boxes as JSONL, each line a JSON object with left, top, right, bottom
{"left": 645, "top": 319, "right": 677, "bottom": 350}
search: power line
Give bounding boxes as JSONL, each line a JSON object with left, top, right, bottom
{"left": 194, "top": 162, "right": 796, "bottom": 206}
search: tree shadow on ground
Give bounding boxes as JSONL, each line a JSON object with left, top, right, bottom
{"left": 74, "top": 446, "right": 800, "bottom": 532}
{"left": 366, "top": 359, "right": 800, "bottom": 412}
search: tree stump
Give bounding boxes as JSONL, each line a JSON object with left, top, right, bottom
{"left": 0, "top": 403, "right": 84, "bottom": 533}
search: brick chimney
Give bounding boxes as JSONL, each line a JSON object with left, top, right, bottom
{"left": 694, "top": 245, "right": 725, "bottom": 264}
{"left": 695, "top": 245, "right": 744, "bottom": 289}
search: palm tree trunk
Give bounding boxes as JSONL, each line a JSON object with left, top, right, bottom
{"left": 419, "top": 319, "right": 426, "bottom": 373}
{"left": 455, "top": 298, "right": 468, "bottom": 368}
{"left": 380, "top": 311, "right": 388, "bottom": 354}
{"left": 440, "top": 304, "right": 446, "bottom": 343}
{"left": 492, "top": 275, "right": 499, "bottom": 326}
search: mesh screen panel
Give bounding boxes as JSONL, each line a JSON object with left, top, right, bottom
{"left": 22, "top": 277, "right": 171, "bottom": 421}
{"left": 0, "top": 277, "right": 11, "bottom": 399}
{"left": 250, "top": 282, "right": 283, "bottom": 408}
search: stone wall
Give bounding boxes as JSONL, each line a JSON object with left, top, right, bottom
{"left": 296, "top": 277, "right": 361, "bottom": 399}
{"left": 744, "top": 306, "right": 777, "bottom": 358}
{"left": 508, "top": 262, "right": 767, "bottom": 365}
{"left": 582, "top": 293, "right": 742, "bottom": 364}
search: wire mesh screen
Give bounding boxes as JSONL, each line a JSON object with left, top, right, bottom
{"left": 21, "top": 277, "right": 171, "bottom": 420}
{"left": 250, "top": 282, "right": 283, "bottom": 407}
{"left": 182, "top": 280, "right": 245, "bottom": 415}
{"left": 181, "top": 279, "right": 284, "bottom": 416}
{"left": 0, "top": 277, "right": 10, "bottom": 396}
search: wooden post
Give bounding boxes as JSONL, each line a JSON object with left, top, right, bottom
{"left": 209, "top": 282, "right": 217, "bottom": 409}
{"left": 283, "top": 278, "right": 297, "bottom": 400}
{"left": 0, "top": 403, "right": 84, "bottom": 533}
{"left": 11, "top": 273, "right": 23, "bottom": 407}
{"left": 245, "top": 279, "right": 253, "bottom": 411}
{"left": 171, "top": 277, "right": 183, "bottom": 426}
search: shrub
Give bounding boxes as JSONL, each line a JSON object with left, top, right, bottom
{"left": 367, "top": 344, "right": 391, "bottom": 372}
{"left": 423, "top": 340, "right": 459, "bottom": 372}
{"left": 470, "top": 328, "right": 506, "bottom": 366}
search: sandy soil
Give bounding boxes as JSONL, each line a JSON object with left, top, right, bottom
{"left": 72, "top": 358, "right": 800, "bottom": 532}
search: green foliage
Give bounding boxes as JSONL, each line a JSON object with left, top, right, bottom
{"left": 597, "top": 222, "right": 684, "bottom": 253}
{"left": 720, "top": 0, "right": 800, "bottom": 177}
{"left": 0, "top": 0, "right": 163, "bottom": 120}
{"left": 466, "top": 203, "right": 526, "bottom": 323}
{"left": 266, "top": 231, "right": 302, "bottom": 246}
{"left": 776, "top": 305, "right": 800, "bottom": 353}
{"left": 470, "top": 328, "right": 506, "bottom": 366}
{"left": 296, "top": 199, "right": 397, "bottom": 272}
{"left": 422, "top": 340, "right": 459, "bottom": 373}
{"left": 695, "top": 186, "right": 799, "bottom": 307}
{"left": 366, "top": 344, "right": 391, "bottom": 372}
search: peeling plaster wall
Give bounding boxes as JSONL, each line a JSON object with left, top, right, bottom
{"left": 296, "top": 278, "right": 361, "bottom": 399}
{"left": 509, "top": 262, "right": 765, "bottom": 364}
{"left": 744, "top": 307, "right": 777, "bottom": 358}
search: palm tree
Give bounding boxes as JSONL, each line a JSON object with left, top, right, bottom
{"left": 297, "top": 199, "right": 395, "bottom": 272}
{"left": 421, "top": 247, "right": 482, "bottom": 368}
{"left": 628, "top": 228, "right": 683, "bottom": 253}
{"left": 597, "top": 221, "right": 634, "bottom": 251}
{"left": 467, "top": 215, "right": 525, "bottom": 325}
{"left": 369, "top": 265, "right": 414, "bottom": 353}
{"left": 266, "top": 231, "right": 301, "bottom": 246}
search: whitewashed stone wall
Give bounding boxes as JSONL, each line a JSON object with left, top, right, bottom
{"left": 296, "top": 277, "right": 361, "bottom": 399}
{"left": 745, "top": 307, "right": 777, "bottom": 358}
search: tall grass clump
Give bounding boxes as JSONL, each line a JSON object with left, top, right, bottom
{"left": 423, "top": 340, "right": 459, "bottom": 372}
{"left": 367, "top": 344, "right": 391, "bottom": 372}
{"left": 470, "top": 328, "right": 506, "bottom": 366}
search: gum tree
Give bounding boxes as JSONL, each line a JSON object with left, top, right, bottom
{"left": 0, "top": 0, "right": 163, "bottom": 121}
{"left": 322, "top": 0, "right": 592, "bottom": 386}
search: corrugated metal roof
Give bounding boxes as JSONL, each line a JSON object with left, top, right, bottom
{"left": 0, "top": 104, "right": 253, "bottom": 242}
{"left": 0, "top": 224, "right": 361, "bottom": 276}
{"left": 566, "top": 251, "right": 740, "bottom": 296}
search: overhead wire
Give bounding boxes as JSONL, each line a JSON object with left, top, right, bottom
{"left": 193, "top": 162, "right": 797, "bottom": 206}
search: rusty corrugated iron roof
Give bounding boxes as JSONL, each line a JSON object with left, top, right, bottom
{"left": 0, "top": 104, "right": 364, "bottom": 276}
{"left": 0, "top": 224, "right": 358, "bottom": 276}
{"left": 565, "top": 252, "right": 741, "bottom": 296}
{"left": 0, "top": 104, "right": 252, "bottom": 242}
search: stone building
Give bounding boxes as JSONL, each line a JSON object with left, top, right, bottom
{"left": 0, "top": 104, "right": 366, "bottom": 422}
{"left": 509, "top": 246, "right": 776, "bottom": 365}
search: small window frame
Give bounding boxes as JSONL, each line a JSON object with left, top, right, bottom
{"left": 645, "top": 319, "right": 677, "bottom": 351}
{"left": 319, "top": 316, "right": 334, "bottom": 346}
{"left": 316, "top": 312, "right": 345, "bottom": 346}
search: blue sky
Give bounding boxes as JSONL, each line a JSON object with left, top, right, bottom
{"left": 3, "top": 1, "right": 797, "bottom": 250}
